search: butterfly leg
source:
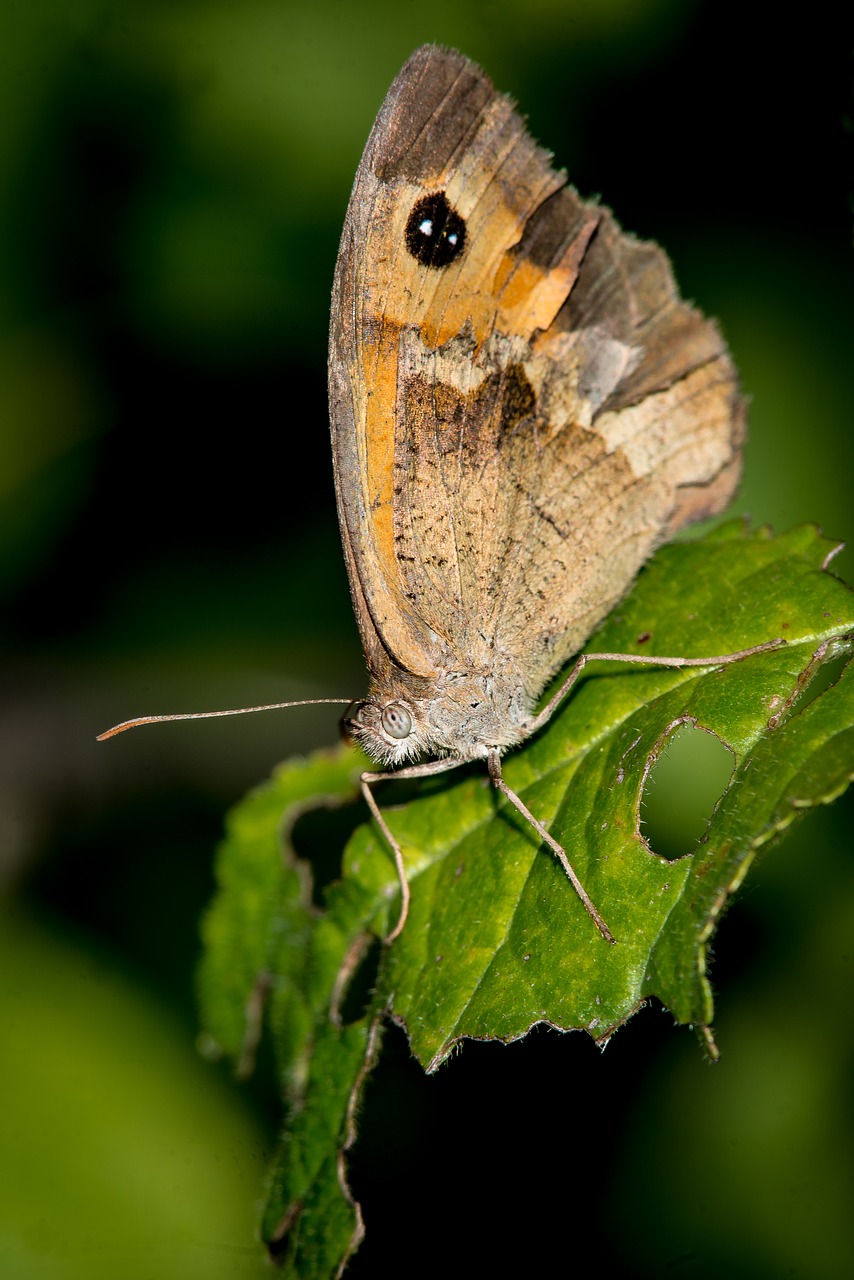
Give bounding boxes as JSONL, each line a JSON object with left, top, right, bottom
{"left": 526, "top": 637, "right": 785, "bottom": 737}
{"left": 486, "top": 749, "right": 616, "bottom": 944}
{"left": 359, "top": 775, "right": 410, "bottom": 943}
{"left": 360, "top": 755, "right": 468, "bottom": 943}
{"left": 501, "top": 637, "right": 784, "bottom": 943}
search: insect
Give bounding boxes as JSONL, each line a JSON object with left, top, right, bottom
{"left": 99, "top": 46, "right": 780, "bottom": 945}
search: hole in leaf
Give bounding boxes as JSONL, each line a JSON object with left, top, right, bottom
{"left": 641, "top": 721, "right": 734, "bottom": 861}
{"left": 266, "top": 1199, "right": 301, "bottom": 1263}
{"left": 786, "top": 644, "right": 850, "bottom": 720}
{"left": 337, "top": 934, "right": 383, "bottom": 1027}
{"left": 291, "top": 799, "right": 367, "bottom": 907}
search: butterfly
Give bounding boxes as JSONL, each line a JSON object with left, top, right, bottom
{"left": 100, "top": 46, "right": 780, "bottom": 945}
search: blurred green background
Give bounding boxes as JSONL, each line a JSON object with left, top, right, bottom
{"left": 2, "top": 2, "right": 852, "bottom": 1277}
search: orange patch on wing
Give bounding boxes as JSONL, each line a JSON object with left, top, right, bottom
{"left": 356, "top": 330, "right": 440, "bottom": 679}
{"left": 496, "top": 213, "right": 599, "bottom": 338}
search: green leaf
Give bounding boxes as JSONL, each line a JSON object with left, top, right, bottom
{"left": 198, "top": 748, "right": 383, "bottom": 1277}
{"left": 199, "top": 523, "right": 854, "bottom": 1277}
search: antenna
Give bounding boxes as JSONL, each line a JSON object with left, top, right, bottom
{"left": 97, "top": 698, "right": 353, "bottom": 741}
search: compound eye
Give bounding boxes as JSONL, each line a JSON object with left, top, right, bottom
{"left": 381, "top": 702, "right": 412, "bottom": 740}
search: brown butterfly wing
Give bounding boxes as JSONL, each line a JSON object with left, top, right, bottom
{"left": 329, "top": 46, "right": 743, "bottom": 703}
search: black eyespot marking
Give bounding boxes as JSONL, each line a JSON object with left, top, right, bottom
{"left": 405, "top": 192, "right": 466, "bottom": 268}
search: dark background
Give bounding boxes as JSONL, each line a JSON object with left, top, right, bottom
{"left": 2, "top": 2, "right": 853, "bottom": 1277}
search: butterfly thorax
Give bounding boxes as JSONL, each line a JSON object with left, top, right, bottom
{"left": 343, "top": 660, "right": 534, "bottom": 769}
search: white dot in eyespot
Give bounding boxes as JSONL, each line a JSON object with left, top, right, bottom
{"left": 418, "top": 218, "right": 433, "bottom": 237}
{"left": 447, "top": 232, "right": 458, "bottom": 245}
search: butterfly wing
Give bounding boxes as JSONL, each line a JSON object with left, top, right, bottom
{"left": 329, "top": 46, "right": 743, "bottom": 701}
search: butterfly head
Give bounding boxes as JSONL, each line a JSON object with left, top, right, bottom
{"left": 341, "top": 696, "right": 428, "bottom": 768}
{"left": 341, "top": 660, "right": 533, "bottom": 768}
